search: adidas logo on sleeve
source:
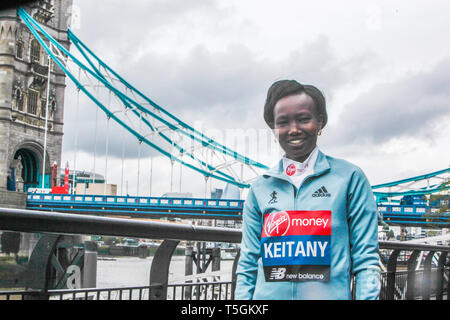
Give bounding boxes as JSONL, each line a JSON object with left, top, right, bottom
{"left": 312, "top": 186, "right": 331, "bottom": 197}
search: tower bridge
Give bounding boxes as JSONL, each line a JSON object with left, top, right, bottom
{"left": 0, "top": 2, "right": 448, "bottom": 228}
{"left": 0, "top": 0, "right": 448, "bottom": 233}
{"left": 0, "top": 2, "right": 449, "bottom": 301}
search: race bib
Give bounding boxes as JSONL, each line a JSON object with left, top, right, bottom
{"left": 261, "top": 210, "right": 331, "bottom": 282}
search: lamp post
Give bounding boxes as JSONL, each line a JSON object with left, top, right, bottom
{"left": 41, "top": 55, "right": 51, "bottom": 191}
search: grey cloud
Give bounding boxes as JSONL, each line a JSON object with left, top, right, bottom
{"left": 62, "top": 33, "right": 379, "bottom": 159}
{"left": 123, "top": 43, "right": 271, "bottom": 112}
{"left": 119, "top": 35, "right": 379, "bottom": 119}
{"left": 321, "top": 57, "right": 450, "bottom": 147}
{"left": 63, "top": 3, "right": 381, "bottom": 160}
{"left": 74, "top": 0, "right": 224, "bottom": 58}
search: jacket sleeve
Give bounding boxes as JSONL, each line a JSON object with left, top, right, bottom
{"left": 347, "top": 167, "right": 381, "bottom": 300}
{"left": 234, "top": 187, "right": 262, "bottom": 300}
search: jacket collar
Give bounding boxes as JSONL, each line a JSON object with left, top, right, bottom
{"left": 263, "top": 149, "right": 331, "bottom": 183}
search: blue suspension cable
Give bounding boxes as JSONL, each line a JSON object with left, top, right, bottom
{"left": 67, "top": 28, "right": 269, "bottom": 169}
{"left": 18, "top": 8, "right": 250, "bottom": 188}
{"left": 69, "top": 34, "right": 248, "bottom": 183}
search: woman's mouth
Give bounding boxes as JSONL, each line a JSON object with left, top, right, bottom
{"left": 287, "top": 139, "right": 304, "bottom": 146}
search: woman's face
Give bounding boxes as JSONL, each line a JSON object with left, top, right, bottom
{"left": 273, "top": 93, "right": 322, "bottom": 163}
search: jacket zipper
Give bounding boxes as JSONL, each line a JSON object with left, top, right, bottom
{"left": 292, "top": 176, "right": 314, "bottom": 300}
{"left": 293, "top": 185, "right": 296, "bottom": 299}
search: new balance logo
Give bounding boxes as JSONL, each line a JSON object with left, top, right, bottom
{"left": 312, "top": 186, "right": 331, "bottom": 197}
{"left": 269, "top": 267, "right": 286, "bottom": 280}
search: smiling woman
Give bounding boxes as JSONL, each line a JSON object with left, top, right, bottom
{"left": 235, "top": 79, "right": 381, "bottom": 300}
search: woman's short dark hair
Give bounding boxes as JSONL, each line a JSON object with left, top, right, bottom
{"left": 263, "top": 80, "right": 327, "bottom": 129}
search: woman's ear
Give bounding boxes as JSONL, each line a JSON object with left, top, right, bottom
{"left": 317, "top": 113, "right": 325, "bottom": 131}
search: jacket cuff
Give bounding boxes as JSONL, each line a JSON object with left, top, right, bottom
{"left": 354, "top": 268, "right": 381, "bottom": 300}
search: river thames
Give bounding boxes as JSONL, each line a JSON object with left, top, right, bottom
{"left": 97, "top": 255, "right": 235, "bottom": 288}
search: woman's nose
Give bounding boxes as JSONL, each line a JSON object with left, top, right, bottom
{"left": 288, "top": 121, "right": 301, "bottom": 135}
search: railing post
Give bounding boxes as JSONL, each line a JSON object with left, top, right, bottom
{"left": 24, "top": 233, "right": 61, "bottom": 300}
{"left": 83, "top": 241, "right": 97, "bottom": 288}
{"left": 448, "top": 265, "right": 450, "bottom": 301}
{"left": 149, "top": 239, "right": 180, "bottom": 300}
{"left": 406, "top": 250, "right": 420, "bottom": 300}
{"left": 436, "top": 252, "right": 448, "bottom": 300}
{"left": 231, "top": 249, "right": 240, "bottom": 300}
{"left": 196, "top": 242, "right": 202, "bottom": 273}
{"left": 386, "top": 249, "right": 400, "bottom": 300}
{"left": 211, "top": 247, "right": 220, "bottom": 272}
{"left": 422, "top": 251, "right": 435, "bottom": 300}
{"left": 184, "top": 246, "right": 193, "bottom": 299}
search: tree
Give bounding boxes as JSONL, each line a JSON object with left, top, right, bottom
{"left": 425, "top": 178, "right": 449, "bottom": 228}
{"left": 1, "top": 232, "right": 21, "bottom": 256}
{"left": 387, "top": 230, "right": 395, "bottom": 240}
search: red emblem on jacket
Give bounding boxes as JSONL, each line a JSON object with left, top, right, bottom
{"left": 286, "top": 163, "right": 296, "bottom": 176}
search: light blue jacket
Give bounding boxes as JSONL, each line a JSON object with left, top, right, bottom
{"left": 235, "top": 151, "right": 380, "bottom": 300}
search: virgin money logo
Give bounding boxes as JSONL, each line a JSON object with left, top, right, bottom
{"left": 265, "top": 211, "right": 290, "bottom": 237}
{"left": 286, "top": 164, "right": 296, "bottom": 176}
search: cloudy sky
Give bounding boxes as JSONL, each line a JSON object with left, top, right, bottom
{"left": 60, "top": 0, "right": 450, "bottom": 198}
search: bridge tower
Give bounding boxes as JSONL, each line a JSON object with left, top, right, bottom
{"left": 0, "top": 0, "right": 72, "bottom": 199}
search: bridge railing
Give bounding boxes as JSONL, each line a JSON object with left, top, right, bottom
{"left": 378, "top": 204, "right": 450, "bottom": 227}
{"left": 378, "top": 204, "right": 431, "bottom": 215}
{"left": 26, "top": 192, "right": 244, "bottom": 210}
{"left": 0, "top": 207, "right": 449, "bottom": 300}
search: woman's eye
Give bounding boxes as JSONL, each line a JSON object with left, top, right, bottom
{"left": 275, "top": 120, "right": 287, "bottom": 126}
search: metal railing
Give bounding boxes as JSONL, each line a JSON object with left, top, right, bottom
{"left": 1, "top": 207, "right": 449, "bottom": 300}
{"left": 379, "top": 241, "right": 450, "bottom": 300}
{"left": 0, "top": 207, "right": 242, "bottom": 242}
{"left": 0, "top": 207, "right": 240, "bottom": 300}
{"left": 0, "top": 283, "right": 235, "bottom": 301}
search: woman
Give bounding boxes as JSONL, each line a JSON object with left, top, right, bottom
{"left": 235, "top": 80, "right": 380, "bottom": 300}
